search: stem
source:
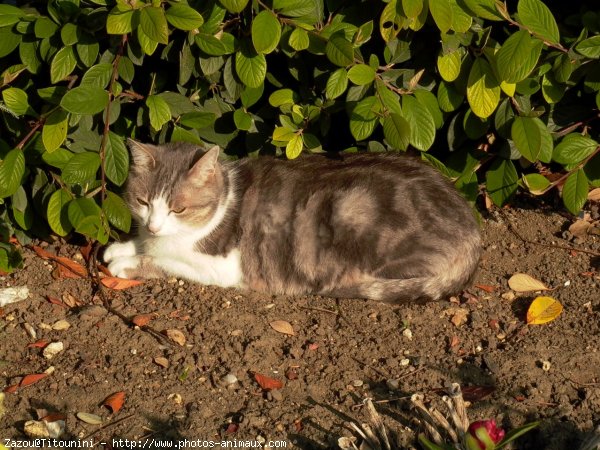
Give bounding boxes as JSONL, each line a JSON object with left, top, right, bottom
{"left": 541, "top": 144, "right": 600, "bottom": 195}
{"left": 99, "top": 34, "right": 127, "bottom": 202}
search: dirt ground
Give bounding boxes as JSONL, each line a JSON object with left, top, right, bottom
{"left": 1, "top": 200, "right": 599, "bottom": 450}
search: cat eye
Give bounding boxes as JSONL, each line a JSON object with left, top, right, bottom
{"left": 136, "top": 197, "right": 149, "bottom": 207}
{"left": 172, "top": 207, "right": 187, "bottom": 214}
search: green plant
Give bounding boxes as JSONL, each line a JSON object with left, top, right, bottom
{"left": 1, "top": 0, "right": 599, "bottom": 273}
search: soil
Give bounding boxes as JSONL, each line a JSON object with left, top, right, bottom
{"left": 1, "top": 201, "right": 599, "bottom": 450}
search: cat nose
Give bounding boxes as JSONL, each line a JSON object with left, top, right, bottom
{"left": 148, "top": 223, "right": 160, "bottom": 234}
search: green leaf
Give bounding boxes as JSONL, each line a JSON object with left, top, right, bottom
{"left": 402, "top": 95, "right": 435, "bottom": 151}
{"left": 141, "top": 7, "right": 169, "bottom": 45}
{"left": 437, "top": 81, "right": 463, "bottom": 112}
{"left": 235, "top": 46, "right": 267, "bottom": 88}
{"left": 402, "top": 0, "right": 424, "bottom": 18}
{"left": 106, "top": 7, "right": 135, "bottom": 35}
{"left": 326, "top": 68, "right": 348, "bottom": 99}
{"left": 67, "top": 197, "right": 103, "bottom": 237}
{"left": 383, "top": 114, "right": 410, "bottom": 150}
{"left": 195, "top": 33, "right": 232, "bottom": 56}
{"left": 437, "top": 48, "right": 462, "bottom": 82}
{"left": 62, "top": 152, "right": 101, "bottom": 184}
{"left": 523, "top": 174, "right": 550, "bottom": 195}
{"left": 61, "top": 85, "right": 109, "bottom": 115}
{"left": 286, "top": 134, "right": 303, "bottom": 159}
{"left": 166, "top": 4, "right": 204, "bottom": 31}
{"left": 575, "top": 36, "right": 600, "bottom": 59}
{"left": 553, "top": 134, "right": 599, "bottom": 165}
{"left": 460, "top": 0, "right": 503, "bottom": 21}
{"left": 76, "top": 40, "right": 100, "bottom": 67}
{"left": 542, "top": 72, "right": 565, "bottom": 104}
{"left": 269, "top": 89, "right": 297, "bottom": 107}
{"left": 347, "top": 64, "right": 376, "bottom": 85}
{"left": 429, "top": 0, "right": 452, "bottom": 34}
{"left": 0, "top": 5, "right": 23, "bottom": 27}
{"left": 418, "top": 434, "right": 446, "bottom": 450}
{"left": 102, "top": 191, "right": 131, "bottom": 233}
{"left": 233, "top": 109, "right": 252, "bottom": 131}
{"left": 61, "top": 23, "right": 78, "bottom": 46}
{"left": 517, "top": 0, "right": 560, "bottom": 45}
{"left": 118, "top": 57, "right": 135, "bottom": 84}
{"left": 467, "top": 58, "right": 501, "bottom": 119}
{"left": 252, "top": 10, "right": 281, "bottom": 54}
{"left": 146, "top": 95, "right": 171, "bottom": 131}
{"left": 486, "top": 158, "right": 518, "bottom": 206}
{"left": 349, "top": 96, "right": 380, "bottom": 141}
{"left": 376, "top": 81, "right": 403, "bottom": 116}
{"left": 50, "top": 46, "right": 76, "bottom": 83}
{"left": 326, "top": 33, "right": 354, "bottom": 67}
{"left": 414, "top": 89, "right": 443, "bottom": 129}
{"left": 241, "top": 85, "right": 264, "bottom": 108}
{"left": 553, "top": 54, "right": 573, "bottom": 83}
{"left": 450, "top": 1, "right": 473, "bottom": 32}
{"left": 289, "top": 27, "right": 309, "bottom": 51}
{"left": 0, "top": 242, "right": 23, "bottom": 273}
{"left": 0, "top": 25, "right": 21, "bottom": 58}
{"left": 20, "top": 41, "right": 41, "bottom": 74}
{"left": 379, "top": 0, "right": 405, "bottom": 42}
{"left": 81, "top": 63, "right": 113, "bottom": 89}
{"left": 180, "top": 111, "right": 217, "bottom": 129}
{"left": 496, "top": 422, "right": 540, "bottom": 449}
{"left": 42, "top": 109, "right": 69, "bottom": 153}
{"left": 511, "top": 116, "right": 553, "bottom": 163}
{"left": 562, "top": 169, "right": 588, "bottom": 215}
{"left": 47, "top": 189, "right": 73, "bottom": 236}
{"left": 34, "top": 17, "right": 59, "bottom": 39}
{"left": 2, "top": 88, "right": 30, "bottom": 116}
{"left": 496, "top": 30, "right": 543, "bottom": 83}
{"left": 105, "top": 132, "right": 129, "bottom": 186}
{"left": 0, "top": 149, "right": 25, "bottom": 199}
{"left": 272, "top": 126, "right": 297, "bottom": 142}
{"left": 138, "top": 27, "right": 158, "bottom": 55}
{"left": 219, "top": 0, "right": 249, "bottom": 13}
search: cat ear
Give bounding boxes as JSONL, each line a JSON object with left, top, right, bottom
{"left": 188, "top": 145, "right": 221, "bottom": 182}
{"left": 127, "top": 139, "right": 157, "bottom": 170}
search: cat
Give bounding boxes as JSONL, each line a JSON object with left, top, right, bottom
{"left": 103, "top": 140, "right": 482, "bottom": 303}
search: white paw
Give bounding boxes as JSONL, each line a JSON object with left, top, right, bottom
{"left": 108, "top": 256, "right": 141, "bottom": 279}
{"left": 104, "top": 241, "right": 138, "bottom": 263}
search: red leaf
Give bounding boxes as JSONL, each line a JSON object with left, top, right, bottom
{"left": 27, "top": 340, "right": 49, "bottom": 349}
{"left": 101, "top": 277, "right": 143, "bottom": 290}
{"left": 461, "top": 385, "right": 495, "bottom": 402}
{"left": 97, "top": 264, "right": 112, "bottom": 277}
{"left": 80, "top": 242, "right": 93, "bottom": 262}
{"left": 55, "top": 256, "right": 87, "bottom": 278}
{"left": 294, "top": 419, "right": 303, "bottom": 432}
{"left": 4, "top": 384, "right": 19, "bottom": 393}
{"left": 132, "top": 314, "right": 154, "bottom": 327}
{"left": 103, "top": 391, "right": 126, "bottom": 413}
{"left": 474, "top": 284, "right": 496, "bottom": 293}
{"left": 226, "top": 423, "right": 239, "bottom": 434}
{"left": 254, "top": 372, "right": 283, "bottom": 391}
{"left": 32, "top": 245, "right": 54, "bottom": 259}
{"left": 46, "top": 296, "right": 67, "bottom": 308}
{"left": 41, "top": 412, "right": 67, "bottom": 422}
{"left": 20, "top": 373, "right": 49, "bottom": 387}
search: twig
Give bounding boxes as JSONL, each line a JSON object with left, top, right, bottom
{"left": 350, "top": 356, "right": 390, "bottom": 379}
{"left": 82, "top": 412, "right": 135, "bottom": 441}
{"left": 299, "top": 305, "right": 339, "bottom": 315}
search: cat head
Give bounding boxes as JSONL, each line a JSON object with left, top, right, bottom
{"left": 125, "top": 140, "right": 226, "bottom": 237}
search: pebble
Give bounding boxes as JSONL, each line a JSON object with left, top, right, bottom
{"left": 221, "top": 373, "right": 238, "bottom": 386}
{"left": 51, "top": 320, "right": 70, "bottom": 331}
{"left": 352, "top": 379, "right": 363, "bottom": 387}
{"left": 270, "top": 390, "right": 283, "bottom": 401}
{"left": 386, "top": 379, "right": 400, "bottom": 390}
{"left": 78, "top": 305, "right": 107, "bottom": 321}
{"left": 43, "top": 342, "right": 64, "bottom": 360}
{"left": 542, "top": 360, "right": 551, "bottom": 372}
{"left": 402, "top": 328, "right": 413, "bottom": 340}
{"left": 400, "top": 358, "right": 410, "bottom": 366}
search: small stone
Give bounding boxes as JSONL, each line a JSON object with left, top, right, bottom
{"left": 130, "top": 349, "right": 137, "bottom": 355}
{"left": 400, "top": 358, "right": 410, "bottom": 366}
{"left": 501, "top": 291, "right": 516, "bottom": 301}
{"left": 51, "top": 320, "right": 70, "bottom": 331}
{"left": 230, "top": 329, "right": 243, "bottom": 336}
{"left": 270, "top": 389, "right": 283, "bottom": 401}
{"left": 154, "top": 357, "right": 169, "bottom": 368}
{"left": 178, "top": 280, "right": 185, "bottom": 286}
{"left": 386, "top": 379, "right": 400, "bottom": 390}
{"left": 402, "top": 328, "right": 413, "bottom": 340}
{"left": 23, "top": 322, "right": 36, "bottom": 339}
{"left": 542, "top": 360, "right": 551, "bottom": 372}
{"left": 352, "top": 379, "right": 363, "bottom": 387}
{"left": 221, "top": 373, "right": 238, "bottom": 386}
{"left": 43, "top": 342, "right": 64, "bottom": 360}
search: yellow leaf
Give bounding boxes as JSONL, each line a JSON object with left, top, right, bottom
{"left": 269, "top": 320, "right": 295, "bottom": 336}
{"left": 500, "top": 80, "right": 516, "bottom": 97}
{"left": 508, "top": 273, "right": 549, "bottom": 292}
{"left": 527, "top": 296, "right": 563, "bottom": 325}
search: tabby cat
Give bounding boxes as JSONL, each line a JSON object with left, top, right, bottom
{"left": 103, "top": 141, "right": 481, "bottom": 303}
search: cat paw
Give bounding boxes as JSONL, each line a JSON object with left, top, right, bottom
{"left": 108, "top": 256, "right": 141, "bottom": 279}
{"left": 104, "top": 241, "right": 137, "bottom": 263}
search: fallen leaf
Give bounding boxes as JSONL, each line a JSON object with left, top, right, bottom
{"left": 588, "top": 188, "right": 600, "bottom": 201}
{"left": 154, "top": 357, "right": 169, "bottom": 368}
{"left": 226, "top": 423, "right": 239, "bottom": 434}
{"left": 0, "top": 392, "right": 4, "bottom": 419}
{"left": 449, "top": 335, "right": 460, "bottom": 349}
{"left": 102, "top": 391, "right": 125, "bottom": 414}
{"left": 569, "top": 219, "right": 591, "bottom": 238}
{"left": 3, "top": 384, "right": 18, "bottom": 393}
{"left": 97, "top": 264, "right": 112, "bottom": 277}
{"left": 447, "top": 308, "right": 469, "bottom": 327}
{"left": 461, "top": 385, "right": 495, "bottom": 402}
{"left": 285, "top": 367, "right": 298, "bottom": 380}
{"left": 101, "top": 277, "right": 143, "bottom": 290}
{"left": 80, "top": 242, "right": 93, "bottom": 262}
{"left": 46, "top": 296, "right": 66, "bottom": 308}
{"left": 294, "top": 419, "right": 303, "bottom": 432}
{"left": 76, "top": 412, "right": 103, "bottom": 425}
{"left": 20, "top": 373, "right": 49, "bottom": 387}
{"left": 254, "top": 372, "right": 283, "bottom": 391}
{"left": 269, "top": 320, "right": 295, "bottom": 336}
{"left": 132, "top": 314, "right": 154, "bottom": 327}
{"left": 51, "top": 320, "right": 71, "bottom": 331}
{"left": 308, "top": 342, "right": 319, "bottom": 351}
{"left": 27, "top": 339, "right": 49, "bottom": 349}
{"left": 41, "top": 412, "right": 67, "bottom": 422}
{"left": 508, "top": 273, "right": 550, "bottom": 292}
{"left": 165, "top": 329, "right": 186, "bottom": 346}
{"left": 474, "top": 284, "right": 496, "bottom": 293}
{"left": 61, "top": 293, "right": 83, "bottom": 308}
{"left": 31, "top": 245, "right": 53, "bottom": 259}
{"left": 527, "top": 296, "right": 563, "bottom": 325}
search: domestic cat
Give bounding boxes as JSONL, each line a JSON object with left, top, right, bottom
{"left": 103, "top": 140, "right": 482, "bottom": 303}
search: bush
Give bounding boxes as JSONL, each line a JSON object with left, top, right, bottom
{"left": 0, "top": 0, "right": 599, "bottom": 272}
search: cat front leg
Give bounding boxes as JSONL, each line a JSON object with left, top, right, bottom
{"left": 104, "top": 240, "right": 138, "bottom": 262}
{"left": 104, "top": 240, "right": 165, "bottom": 279}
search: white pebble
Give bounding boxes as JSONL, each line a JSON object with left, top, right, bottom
{"left": 43, "top": 342, "right": 64, "bottom": 360}
{"left": 402, "top": 328, "right": 413, "bottom": 340}
{"left": 400, "top": 358, "right": 410, "bottom": 366}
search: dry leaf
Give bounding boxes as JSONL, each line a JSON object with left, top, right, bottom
{"left": 101, "top": 277, "right": 143, "bottom": 290}
{"left": 461, "top": 385, "right": 495, "bottom": 402}
{"left": 508, "top": 273, "right": 550, "bottom": 292}
{"left": 448, "top": 308, "right": 469, "bottom": 327}
{"left": 474, "top": 284, "right": 496, "bottom": 293}
{"left": 569, "top": 219, "right": 591, "bottom": 238}
{"left": 20, "top": 373, "right": 49, "bottom": 387}
{"left": 51, "top": 320, "right": 71, "bottom": 331}
{"left": 165, "top": 329, "right": 186, "bottom": 346}
{"left": 27, "top": 339, "right": 49, "bottom": 349}
{"left": 154, "top": 357, "right": 169, "bottom": 368}
{"left": 254, "top": 372, "right": 283, "bottom": 391}
{"left": 76, "top": 412, "right": 103, "bottom": 425}
{"left": 3, "top": 384, "right": 18, "bottom": 393}
{"left": 80, "top": 242, "right": 93, "bottom": 262}
{"left": 269, "top": 320, "right": 295, "bottom": 336}
{"left": 31, "top": 245, "right": 53, "bottom": 259}
{"left": 588, "top": 188, "right": 600, "bottom": 201}
{"left": 527, "top": 296, "right": 563, "bottom": 325}
{"left": 132, "top": 313, "right": 154, "bottom": 327}
{"left": 61, "top": 293, "right": 83, "bottom": 308}
{"left": 46, "top": 296, "right": 66, "bottom": 308}
{"left": 102, "top": 391, "right": 125, "bottom": 413}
